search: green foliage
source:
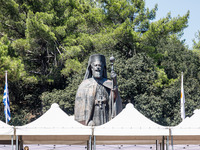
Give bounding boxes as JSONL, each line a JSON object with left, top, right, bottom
{"left": 115, "top": 53, "right": 157, "bottom": 102}
{"left": 0, "top": 35, "right": 29, "bottom": 125}
{"left": 41, "top": 66, "right": 86, "bottom": 115}
{"left": 61, "top": 58, "right": 82, "bottom": 75}
{"left": 193, "top": 30, "right": 200, "bottom": 50}
{"left": 142, "top": 12, "right": 189, "bottom": 54}
{"left": 0, "top": 35, "right": 26, "bottom": 85}
{"left": 1, "top": 0, "right": 200, "bottom": 127}
{"left": 153, "top": 37, "right": 200, "bottom": 125}
{"left": 153, "top": 68, "right": 177, "bottom": 88}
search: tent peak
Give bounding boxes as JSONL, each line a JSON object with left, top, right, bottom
{"left": 51, "top": 103, "right": 59, "bottom": 108}
{"left": 194, "top": 109, "right": 200, "bottom": 114}
{"left": 126, "top": 103, "right": 134, "bottom": 109}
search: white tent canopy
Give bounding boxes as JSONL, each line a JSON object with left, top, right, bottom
{"left": 94, "top": 103, "right": 169, "bottom": 145}
{"left": 0, "top": 120, "right": 14, "bottom": 140}
{"left": 15, "top": 103, "right": 92, "bottom": 145}
{"left": 170, "top": 109, "right": 200, "bottom": 144}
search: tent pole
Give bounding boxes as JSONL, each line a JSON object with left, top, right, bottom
{"left": 169, "top": 129, "right": 174, "bottom": 150}
{"left": 19, "top": 136, "right": 23, "bottom": 150}
{"left": 162, "top": 136, "right": 165, "bottom": 150}
{"left": 166, "top": 136, "right": 169, "bottom": 150}
{"left": 11, "top": 135, "right": 14, "bottom": 150}
{"left": 89, "top": 135, "right": 92, "bottom": 150}
{"left": 93, "top": 136, "right": 96, "bottom": 150}
{"left": 156, "top": 140, "right": 159, "bottom": 150}
{"left": 16, "top": 136, "right": 18, "bottom": 150}
{"left": 171, "top": 135, "right": 174, "bottom": 150}
{"left": 87, "top": 141, "right": 88, "bottom": 150}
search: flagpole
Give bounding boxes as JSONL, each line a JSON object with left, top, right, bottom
{"left": 5, "top": 71, "right": 8, "bottom": 124}
{"left": 181, "top": 72, "right": 185, "bottom": 120}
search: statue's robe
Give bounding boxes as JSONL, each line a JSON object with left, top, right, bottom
{"left": 74, "top": 77, "right": 122, "bottom": 126}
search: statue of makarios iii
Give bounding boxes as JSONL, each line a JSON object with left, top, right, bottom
{"left": 74, "top": 54, "right": 122, "bottom": 126}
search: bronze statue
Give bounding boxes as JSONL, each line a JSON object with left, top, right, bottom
{"left": 74, "top": 54, "right": 122, "bottom": 126}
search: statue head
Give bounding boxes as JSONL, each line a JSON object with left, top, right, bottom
{"left": 84, "top": 54, "right": 107, "bottom": 80}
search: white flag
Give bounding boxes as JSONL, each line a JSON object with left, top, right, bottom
{"left": 181, "top": 72, "right": 185, "bottom": 120}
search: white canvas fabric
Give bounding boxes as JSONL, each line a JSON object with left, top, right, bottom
{"left": 15, "top": 103, "right": 92, "bottom": 144}
{"left": 93, "top": 103, "right": 169, "bottom": 144}
{"left": 94, "top": 103, "right": 169, "bottom": 136}
{"left": 170, "top": 109, "right": 200, "bottom": 145}
{"left": 0, "top": 120, "right": 14, "bottom": 140}
{"left": 171, "top": 109, "right": 200, "bottom": 135}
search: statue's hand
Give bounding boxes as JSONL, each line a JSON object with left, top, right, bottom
{"left": 111, "top": 71, "right": 118, "bottom": 89}
{"left": 111, "top": 71, "right": 117, "bottom": 79}
{"left": 88, "top": 120, "right": 95, "bottom": 126}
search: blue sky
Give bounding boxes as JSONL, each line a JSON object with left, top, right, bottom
{"left": 145, "top": 0, "right": 200, "bottom": 49}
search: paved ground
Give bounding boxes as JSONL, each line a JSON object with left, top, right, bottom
{"left": 1, "top": 144, "right": 200, "bottom": 150}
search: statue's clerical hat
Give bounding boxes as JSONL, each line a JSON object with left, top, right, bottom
{"left": 89, "top": 54, "right": 106, "bottom": 65}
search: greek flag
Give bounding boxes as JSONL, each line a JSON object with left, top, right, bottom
{"left": 3, "top": 76, "right": 11, "bottom": 123}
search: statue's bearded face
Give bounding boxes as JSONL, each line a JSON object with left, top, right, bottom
{"left": 91, "top": 61, "right": 103, "bottom": 79}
